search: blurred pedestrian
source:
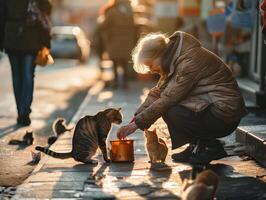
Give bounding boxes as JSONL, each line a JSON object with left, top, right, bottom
{"left": 116, "top": 31, "right": 247, "bottom": 165}
{"left": 91, "top": 22, "right": 105, "bottom": 79}
{"left": 98, "top": 0, "right": 137, "bottom": 89}
{"left": 0, "top": 0, "right": 52, "bottom": 126}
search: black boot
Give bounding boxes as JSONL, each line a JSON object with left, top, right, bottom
{"left": 171, "top": 144, "right": 195, "bottom": 163}
{"left": 190, "top": 140, "right": 227, "bottom": 165}
{"left": 20, "top": 114, "right": 31, "bottom": 126}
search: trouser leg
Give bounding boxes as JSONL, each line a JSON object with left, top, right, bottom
{"left": 162, "top": 105, "right": 239, "bottom": 150}
{"left": 20, "top": 54, "right": 36, "bottom": 116}
{"left": 8, "top": 53, "right": 23, "bottom": 116}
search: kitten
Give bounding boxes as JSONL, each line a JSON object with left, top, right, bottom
{"left": 9, "top": 130, "right": 34, "bottom": 145}
{"left": 48, "top": 117, "right": 73, "bottom": 145}
{"left": 144, "top": 128, "right": 168, "bottom": 163}
{"left": 181, "top": 170, "right": 219, "bottom": 200}
{"left": 31, "top": 151, "right": 41, "bottom": 164}
{"left": 36, "top": 108, "right": 122, "bottom": 164}
{"left": 52, "top": 117, "right": 73, "bottom": 135}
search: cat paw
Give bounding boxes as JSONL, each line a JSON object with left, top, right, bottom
{"left": 104, "top": 158, "right": 111, "bottom": 163}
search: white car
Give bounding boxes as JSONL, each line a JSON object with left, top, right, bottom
{"left": 50, "top": 26, "right": 90, "bottom": 63}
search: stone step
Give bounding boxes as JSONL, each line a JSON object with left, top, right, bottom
{"left": 235, "top": 125, "right": 266, "bottom": 167}
{"left": 237, "top": 78, "right": 266, "bottom": 108}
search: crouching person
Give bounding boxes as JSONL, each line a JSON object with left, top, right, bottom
{"left": 116, "top": 31, "right": 247, "bottom": 164}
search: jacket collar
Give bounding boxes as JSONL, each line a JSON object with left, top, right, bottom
{"left": 161, "top": 31, "right": 184, "bottom": 78}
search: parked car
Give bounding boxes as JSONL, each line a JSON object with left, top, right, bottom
{"left": 50, "top": 26, "right": 90, "bottom": 63}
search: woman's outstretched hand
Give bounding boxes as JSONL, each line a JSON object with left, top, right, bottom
{"left": 116, "top": 122, "right": 138, "bottom": 140}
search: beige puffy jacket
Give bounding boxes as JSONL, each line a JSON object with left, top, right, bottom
{"left": 134, "top": 31, "right": 247, "bottom": 130}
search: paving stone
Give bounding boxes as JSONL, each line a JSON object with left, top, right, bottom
{"left": 14, "top": 189, "right": 80, "bottom": 199}
{"left": 44, "top": 156, "right": 79, "bottom": 165}
{"left": 27, "top": 171, "right": 89, "bottom": 182}
{"left": 146, "top": 189, "right": 180, "bottom": 199}
{"left": 16, "top": 181, "right": 84, "bottom": 191}
{"left": 78, "top": 189, "right": 116, "bottom": 200}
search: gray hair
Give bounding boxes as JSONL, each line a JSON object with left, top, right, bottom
{"left": 132, "top": 33, "right": 169, "bottom": 74}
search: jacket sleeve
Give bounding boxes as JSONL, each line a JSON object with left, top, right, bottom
{"left": 134, "top": 86, "right": 161, "bottom": 116}
{"left": 0, "top": 0, "right": 6, "bottom": 51}
{"left": 135, "top": 58, "right": 202, "bottom": 130}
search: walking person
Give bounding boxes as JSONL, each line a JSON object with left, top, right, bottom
{"left": 116, "top": 31, "right": 247, "bottom": 164}
{"left": 0, "top": 0, "right": 52, "bottom": 126}
{"left": 98, "top": 0, "right": 137, "bottom": 89}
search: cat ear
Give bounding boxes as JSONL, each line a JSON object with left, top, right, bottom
{"left": 118, "top": 107, "right": 122, "bottom": 111}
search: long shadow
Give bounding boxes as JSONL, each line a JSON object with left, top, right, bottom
{"left": 103, "top": 162, "right": 180, "bottom": 199}
{"left": 0, "top": 123, "right": 20, "bottom": 137}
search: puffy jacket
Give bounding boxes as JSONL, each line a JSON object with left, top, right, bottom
{"left": 0, "top": 0, "right": 52, "bottom": 53}
{"left": 135, "top": 31, "right": 247, "bottom": 130}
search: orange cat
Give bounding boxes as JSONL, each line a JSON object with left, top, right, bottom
{"left": 181, "top": 170, "right": 219, "bottom": 200}
{"left": 144, "top": 128, "right": 168, "bottom": 163}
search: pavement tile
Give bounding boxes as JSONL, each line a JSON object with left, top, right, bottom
{"left": 27, "top": 171, "right": 89, "bottom": 182}
{"left": 16, "top": 181, "right": 84, "bottom": 191}
{"left": 41, "top": 163, "right": 97, "bottom": 172}
{"left": 14, "top": 189, "right": 81, "bottom": 199}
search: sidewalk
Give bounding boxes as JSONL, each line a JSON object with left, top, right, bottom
{"left": 13, "top": 80, "right": 266, "bottom": 199}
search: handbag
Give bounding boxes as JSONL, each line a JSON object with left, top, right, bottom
{"left": 35, "top": 47, "right": 54, "bottom": 66}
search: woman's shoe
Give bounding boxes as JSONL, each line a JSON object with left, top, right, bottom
{"left": 171, "top": 144, "right": 195, "bottom": 162}
{"left": 20, "top": 115, "right": 31, "bottom": 126}
{"left": 17, "top": 115, "right": 22, "bottom": 125}
{"left": 189, "top": 143, "right": 227, "bottom": 165}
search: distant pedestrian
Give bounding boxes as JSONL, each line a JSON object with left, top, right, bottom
{"left": 0, "top": 0, "right": 52, "bottom": 126}
{"left": 116, "top": 31, "right": 247, "bottom": 165}
{"left": 98, "top": 0, "right": 137, "bottom": 89}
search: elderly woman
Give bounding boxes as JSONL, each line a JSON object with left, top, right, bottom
{"left": 116, "top": 31, "right": 247, "bottom": 164}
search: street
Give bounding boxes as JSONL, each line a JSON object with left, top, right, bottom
{"left": 0, "top": 55, "right": 100, "bottom": 187}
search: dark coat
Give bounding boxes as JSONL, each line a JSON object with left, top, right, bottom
{"left": 99, "top": 0, "right": 137, "bottom": 60}
{"left": 0, "top": 0, "right": 52, "bottom": 53}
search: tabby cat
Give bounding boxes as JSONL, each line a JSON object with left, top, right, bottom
{"left": 36, "top": 108, "right": 122, "bottom": 164}
{"left": 144, "top": 128, "right": 168, "bottom": 163}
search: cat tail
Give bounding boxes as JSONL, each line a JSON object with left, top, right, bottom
{"left": 9, "top": 140, "right": 23, "bottom": 145}
{"left": 35, "top": 146, "right": 72, "bottom": 159}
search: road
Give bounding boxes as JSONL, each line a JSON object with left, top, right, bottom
{"left": 0, "top": 54, "right": 99, "bottom": 187}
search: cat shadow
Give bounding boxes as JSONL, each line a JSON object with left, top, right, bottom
{"left": 110, "top": 162, "right": 179, "bottom": 199}
{"left": 26, "top": 160, "right": 39, "bottom": 166}
{"left": 15, "top": 143, "right": 31, "bottom": 151}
